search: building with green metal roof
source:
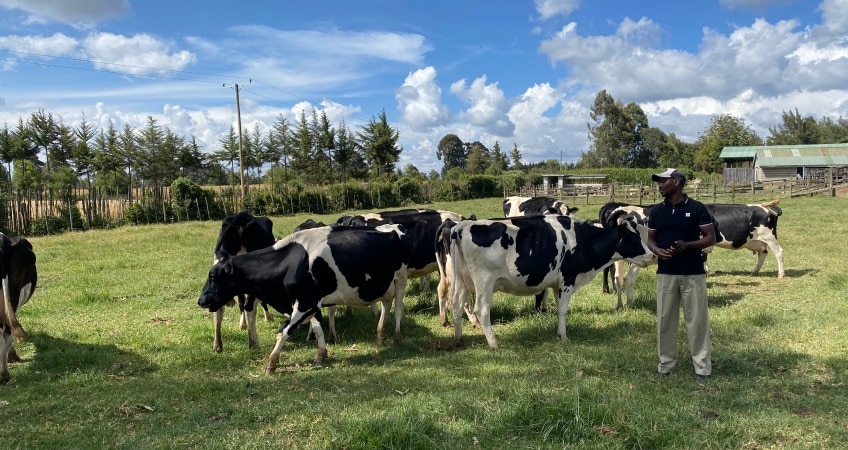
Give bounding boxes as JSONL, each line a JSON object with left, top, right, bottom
{"left": 719, "top": 143, "right": 848, "bottom": 184}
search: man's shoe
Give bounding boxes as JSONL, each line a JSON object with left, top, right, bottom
{"left": 694, "top": 374, "right": 710, "bottom": 383}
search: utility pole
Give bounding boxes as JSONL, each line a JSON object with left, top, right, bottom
{"left": 234, "top": 83, "right": 246, "bottom": 206}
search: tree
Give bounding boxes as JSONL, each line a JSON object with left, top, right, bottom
{"left": 117, "top": 123, "right": 139, "bottom": 199}
{"left": 358, "top": 110, "right": 401, "bottom": 178}
{"left": 290, "top": 109, "right": 313, "bottom": 181}
{"left": 334, "top": 120, "right": 366, "bottom": 182}
{"left": 694, "top": 114, "right": 762, "bottom": 173}
{"left": 466, "top": 141, "right": 490, "bottom": 175}
{"left": 623, "top": 102, "right": 652, "bottom": 167}
{"left": 314, "top": 110, "right": 335, "bottom": 184}
{"left": 486, "top": 141, "right": 508, "bottom": 175}
{"left": 436, "top": 134, "right": 466, "bottom": 176}
{"left": 509, "top": 143, "right": 523, "bottom": 170}
{"left": 583, "top": 90, "right": 635, "bottom": 168}
{"left": 767, "top": 108, "right": 821, "bottom": 145}
{"left": 212, "top": 126, "right": 239, "bottom": 189}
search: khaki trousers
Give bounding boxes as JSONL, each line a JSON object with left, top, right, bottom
{"left": 656, "top": 274, "right": 711, "bottom": 376}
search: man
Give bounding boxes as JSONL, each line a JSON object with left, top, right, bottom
{"left": 647, "top": 168, "right": 716, "bottom": 383}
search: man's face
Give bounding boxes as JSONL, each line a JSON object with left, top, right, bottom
{"left": 656, "top": 177, "right": 678, "bottom": 197}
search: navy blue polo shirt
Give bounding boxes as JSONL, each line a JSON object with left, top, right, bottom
{"left": 648, "top": 195, "right": 713, "bottom": 275}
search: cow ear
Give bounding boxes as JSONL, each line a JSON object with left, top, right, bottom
{"left": 570, "top": 207, "right": 579, "bottom": 214}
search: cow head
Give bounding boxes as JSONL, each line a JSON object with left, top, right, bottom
{"left": 198, "top": 257, "right": 240, "bottom": 312}
{"left": 615, "top": 215, "right": 655, "bottom": 267}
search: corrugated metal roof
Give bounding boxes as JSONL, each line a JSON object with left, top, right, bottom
{"left": 720, "top": 146, "right": 758, "bottom": 158}
{"left": 722, "top": 143, "right": 848, "bottom": 166}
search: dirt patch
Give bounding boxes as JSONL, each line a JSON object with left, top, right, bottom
{"left": 836, "top": 186, "right": 848, "bottom": 198}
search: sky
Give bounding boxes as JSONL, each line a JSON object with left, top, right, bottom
{"left": 1, "top": 0, "right": 847, "bottom": 173}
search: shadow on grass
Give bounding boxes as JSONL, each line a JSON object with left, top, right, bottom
{"left": 25, "top": 333, "right": 157, "bottom": 380}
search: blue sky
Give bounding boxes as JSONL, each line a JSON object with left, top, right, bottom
{"left": 1, "top": 0, "right": 845, "bottom": 173}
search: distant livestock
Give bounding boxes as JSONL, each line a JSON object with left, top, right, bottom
{"left": 502, "top": 196, "right": 579, "bottom": 218}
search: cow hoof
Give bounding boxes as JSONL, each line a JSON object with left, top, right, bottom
{"left": 8, "top": 349, "right": 21, "bottom": 363}
{"left": 264, "top": 364, "right": 277, "bottom": 375}
{"left": 393, "top": 336, "right": 401, "bottom": 348}
{"left": 213, "top": 346, "right": 223, "bottom": 353}
{"left": 248, "top": 341, "right": 260, "bottom": 349}
{"left": 314, "top": 349, "right": 328, "bottom": 366}
{"left": 0, "top": 372, "right": 9, "bottom": 384}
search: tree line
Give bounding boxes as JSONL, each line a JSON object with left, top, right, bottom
{"left": 2, "top": 91, "right": 846, "bottom": 234}
{"left": 580, "top": 90, "right": 848, "bottom": 172}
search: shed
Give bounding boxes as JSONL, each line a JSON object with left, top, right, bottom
{"left": 720, "top": 143, "right": 848, "bottom": 184}
{"left": 541, "top": 174, "right": 608, "bottom": 193}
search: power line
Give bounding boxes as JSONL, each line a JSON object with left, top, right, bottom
{"left": 2, "top": 48, "right": 250, "bottom": 80}
{"left": 0, "top": 56, "right": 225, "bottom": 85}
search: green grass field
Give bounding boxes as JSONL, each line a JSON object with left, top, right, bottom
{"left": 3, "top": 195, "right": 846, "bottom": 449}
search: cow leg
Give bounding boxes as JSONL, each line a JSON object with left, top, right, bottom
{"left": 451, "top": 280, "right": 469, "bottom": 347}
{"left": 473, "top": 289, "right": 498, "bottom": 350}
{"left": 266, "top": 308, "right": 322, "bottom": 374}
{"left": 237, "top": 294, "right": 248, "bottom": 330}
{"left": 369, "top": 303, "right": 380, "bottom": 317}
{"left": 260, "top": 301, "right": 273, "bottom": 322}
{"left": 306, "top": 306, "right": 335, "bottom": 342}
{"left": 759, "top": 236, "right": 786, "bottom": 279}
{"left": 244, "top": 305, "right": 259, "bottom": 349}
{"left": 464, "top": 298, "right": 479, "bottom": 328}
{"left": 212, "top": 307, "right": 225, "bottom": 353}
{"left": 309, "top": 316, "right": 328, "bottom": 366}
{"left": 614, "top": 260, "right": 627, "bottom": 309}
{"left": 327, "top": 306, "right": 338, "bottom": 343}
{"left": 392, "top": 274, "right": 407, "bottom": 347}
{"left": 602, "top": 266, "right": 612, "bottom": 294}
{"left": 0, "top": 332, "right": 11, "bottom": 384}
{"left": 374, "top": 300, "right": 392, "bottom": 345}
{"left": 556, "top": 288, "right": 574, "bottom": 341}
{"left": 534, "top": 290, "right": 548, "bottom": 312}
{"left": 8, "top": 343, "right": 20, "bottom": 363}
{"left": 437, "top": 271, "right": 451, "bottom": 327}
{"left": 624, "top": 264, "right": 642, "bottom": 308}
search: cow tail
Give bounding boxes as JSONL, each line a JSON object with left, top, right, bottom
{"left": 435, "top": 220, "right": 455, "bottom": 278}
{"left": 0, "top": 235, "right": 25, "bottom": 341}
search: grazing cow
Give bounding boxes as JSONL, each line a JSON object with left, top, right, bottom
{"left": 707, "top": 200, "right": 785, "bottom": 278}
{"left": 198, "top": 225, "right": 410, "bottom": 374}
{"left": 0, "top": 234, "right": 37, "bottom": 384}
{"left": 211, "top": 212, "right": 275, "bottom": 353}
{"left": 502, "top": 196, "right": 579, "bottom": 217}
{"left": 446, "top": 215, "right": 655, "bottom": 349}
{"left": 293, "top": 219, "right": 325, "bottom": 232}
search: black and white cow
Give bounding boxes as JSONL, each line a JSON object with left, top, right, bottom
{"left": 707, "top": 200, "right": 785, "bottom": 278}
{"left": 445, "top": 215, "right": 655, "bottom": 349}
{"left": 198, "top": 225, "right": 410, "bottom": 374}
{"left": 502, "top": 196, "right": 579, "bottom": 217}
{"left": 598, "top": 202, "right": 657, "bottom": 309}
{"left": 601, "top": 200, "right": 785, "bottom": 307}
{"left": 0, "top": 234, "right": 37, "bottom": 384}
{"left": 336, "top": 208, "right": 469, "bottom": 289}
{"left": 502, "top": 198, "right": 580, "bottom": 312}
{"left": 211, "top": 212, "right": 275, "bottom": 353}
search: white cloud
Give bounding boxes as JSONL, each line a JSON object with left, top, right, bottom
{"left": 534, "top": 0, "right": 581, "bottom": 20}
{"left": 395, "top": 66, "right": 451, "bottom": 131}
{"left": 819, "top": 0, "right": 848, "bottom": 33}
{"left": 82, "top": 32, "right": 195, "bottom": 74}
{"left": 0, "top": 33, "right": 78, "bottom": 57}
{"left": 450, "top": 76, "right": 513, "bottom": 135}
{"left": 0, "top": 0, "right": 130, "bottom": 28}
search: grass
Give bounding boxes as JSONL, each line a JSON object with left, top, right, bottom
{"left": 1, "top": 195, "right": 846, "bottom": 449}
